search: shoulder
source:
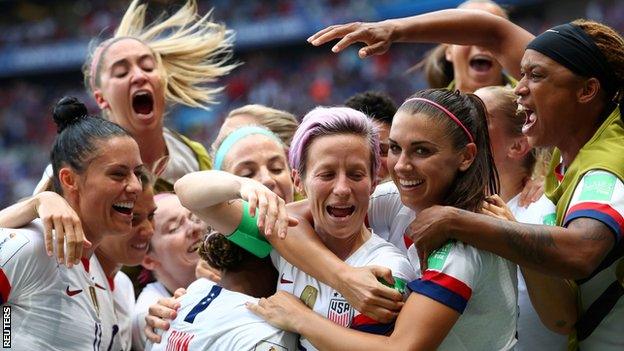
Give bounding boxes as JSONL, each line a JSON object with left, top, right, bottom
{"left": 0, "top": 221, "right": 48, "bottom": 266}
{"left": 516, "top": 195, "right": 557, "bottom": 225}
{"left": 370, "top": 182, "right": 401, "bottom": 201}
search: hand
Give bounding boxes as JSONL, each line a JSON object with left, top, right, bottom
{"left": 247, "top": 291, "right": 312, "bottom": 333}
{"left": 482, "top": 195, "right": 517, "bottom": 221}
{"left": 195, "top": 259, "right": 222, "bottom": 282}
{"left": 518, "top": 177, "right": 544, "bottom": 208}
{"left": 35, "top": 191, "right": 91, "bottom": 267}
{"left": 336, "top": 266, "right": 403, "bottom": 323}
{"left": 144, "top": 294, "right": 184, "bottom": 344}
{"left": 238, "top": 177, "right": 299, "bottom": 239}
{"left": 307, "top": 20, "right": 397, "bottom": 58}
{"left": 407, "top": 205, "right": 458, "bottom": 271}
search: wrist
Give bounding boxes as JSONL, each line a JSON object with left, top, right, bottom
{"left": 385, "top": 19, "right": 403, "bottom": 42}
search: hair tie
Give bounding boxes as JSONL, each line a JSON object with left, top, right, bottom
{"left": 213, "top": 126, "right": 283, "bottom": 170}
{"left": 404, "top": 97, "right": 475, "bottom": 143}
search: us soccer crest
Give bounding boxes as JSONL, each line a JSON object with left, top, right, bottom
{"left": 327, "top": 292, "right": 353, "bottom": 327}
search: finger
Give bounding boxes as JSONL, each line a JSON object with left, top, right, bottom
{"left": 308, "top": 24, "right": 351, "bottom": 45}
{"left": 418, "top": 247, "right": 429, "bottom": 272}
{"left": 287, "top": 216, "right": 299, "bottom": 227}
{"left": 368, "top": 265, "right": 395, "bottom": 286}
{"left": 75, "top": 223, "right": 87, "bottom": 265}
{"left": 43, "top": 218, "right": 54, "bottom": 256}
{"left": 64, "top": 222, "right": 76, "bottom": 268}
{"left": 245, "top": 302, "right": 264, "bottom": 317}
{"left": 276, "top": 200, "right": 288, "bottom": 239}
{"left": 173, "top": 288, "right": 187, "bottom": 300}
{"left": 144, "top": 323, "right": 163, "bottom": 344}
{"left": 331, "top": 30, "right": 366, "bottom": 53}
{"left": 359, "top": 40, "right": 389, "bottom": 58}
{"left": 256, "top": 193, "right": 268, "bottom": 230}
{"left": 53, "top": 216, "right": 65, "bottom": 265}
{"left": 263, "top": 196, "right": 279, "bottom": 237}
{"left": 247, "top": 192, "right": 258, "bottom": 217}
{"left": 518, "top": 189, "right": 529, "bottom": 207}
{"left": 364, "top": 308, "right": 399, "bottom": 324}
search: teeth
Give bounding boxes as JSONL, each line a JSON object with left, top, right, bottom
{"left": 114, "top": 202, "right": 134, "bottom": 209}
{"left": 399, "top": 179, "right": 423, "bottom": 187}
{"left": 131, "top": 242, "right": 148, "bottom": 250}
{"left": 331, "top": 205, "right": 352, "bottom": 209}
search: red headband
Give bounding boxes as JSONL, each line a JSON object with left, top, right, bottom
{"left": 404, "top": 97, "right": 475, "bottom": 143}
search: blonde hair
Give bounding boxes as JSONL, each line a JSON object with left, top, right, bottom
{"left": 83, "top": 0, "right": 238, "bottom": 110}
{"left": 225, "top": 104, "right": 299, "bottom": 147}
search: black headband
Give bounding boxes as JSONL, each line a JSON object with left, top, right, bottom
{"left": 527, "top": 23, "right": 617, "bottom": 96}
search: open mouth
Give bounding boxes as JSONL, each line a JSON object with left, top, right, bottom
{"left": 132, "top": 91, "right": 154, "bottom": 116}
{"left": 130, "top": 241, "right": 149, "bottom": 251}
{"left": 398, "top": 179, "right": 424, "bottom": 189}
{"left": 518, "top": 104, "right": 537, "bottom": 134}
{"left": 469, "top": 56, "right": 493, "bottom": 73}
{"left": 187, "top": 239, "right": 202, "bottom": 253}
{"left": 326, "top": 205, "right": 355, "bottom": 218}
{"left": 112, "top": 201, "right": 134, "bottom": 215}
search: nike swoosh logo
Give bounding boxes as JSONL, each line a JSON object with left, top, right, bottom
{"left": 66, "top": 286, "right": 83, "bottom": 296}
{"left": 280, "top": 273, "right": 293, "bottom": 284}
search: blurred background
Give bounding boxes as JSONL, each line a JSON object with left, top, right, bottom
{"left": 0, "top": 0, "right": 621, "bottom": 207}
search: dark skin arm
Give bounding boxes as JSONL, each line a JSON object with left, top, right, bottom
{"left": 409, "top": 206, "right": 615, "bottom": 279}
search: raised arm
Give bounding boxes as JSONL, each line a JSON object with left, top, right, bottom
{"left": 0, "top": 191, "right": 87, "bottom": 267}
{"left": 308, "top": 9, "right": 534, "bottom": 79}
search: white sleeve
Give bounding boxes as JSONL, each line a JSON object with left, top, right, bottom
{"left": 0, "top": 226, "right": 50, "bottom": 304}
{"left": 367, "top": 183, "right": 404, "bottom": 237}
{"left": 32, "top": 164, "right": 53, "bottom": 194}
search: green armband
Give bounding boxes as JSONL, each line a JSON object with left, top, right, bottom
{"left": 378, "top": 277, "right": 407, "bottom": 295}
{"left": 226, "top": 201, "right": 273, "bottom": 258}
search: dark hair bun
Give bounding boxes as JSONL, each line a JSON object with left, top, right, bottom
{"left": 53, "top": 96, "right": 88, "bottom": 133}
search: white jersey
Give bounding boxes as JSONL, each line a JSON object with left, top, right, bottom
{"left": 561, "top": 170, "right": 624, "bottom": 350}
{"left": 407, "top": 240, "right": 518, "bottom": 351}
{"left": 0, "top": 220, "right": 119, "bottom": 351}
{"left": 507, "top": 194, "right": 568, "bottom": 351}
{"left": 33, "top": 128, "right": 200, "bottom": 194}
{"left": 112, "top": 271, "right": 136, "bottom": 351}
{"left": 272, "top": 233, "right": 417, "bottom": 351}
{"left": 150, "top": 278, "right": 297, "bottom": 351}
{"left": 367, "top": 182, "right": 415, "bottom": 253}
{"left": 133, "top": 281, "right": 171, "bottom": 351}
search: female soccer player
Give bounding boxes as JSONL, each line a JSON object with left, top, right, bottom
{"left": 0, "top": 97, "right": 143, "bottom": 350}
{"left": 35, "top": 0, "right": 237, "bottom": 193}
{"left": 309, "top": 9, "right": 624, "bottom": 349}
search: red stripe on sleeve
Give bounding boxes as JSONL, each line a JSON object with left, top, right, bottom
{"left": 567, "top": 202, "right": 624, "bottom": 231}
{"left": 0, "top": 269, "right": 11, "bottom": 303}
{"left": 422, "top": 270, "right": 472, "bottom": 301}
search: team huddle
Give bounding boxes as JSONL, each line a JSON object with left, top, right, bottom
{"left": 0, "top": 0, "right": 623, "bottom": 350}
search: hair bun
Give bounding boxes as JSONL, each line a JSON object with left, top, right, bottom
{"left": 53, "top": 96, "right": 88, "bottom": 133}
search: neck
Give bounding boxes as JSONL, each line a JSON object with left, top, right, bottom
{"left": 94, "top": 250, "right": 122, "bottom": 278}
{"left": 497, "top": 160, "right": 529, "bottom": 203}
{"left": 316, "top": 224, "right": 370, "bottom": 260}
{"left": 154, "top": 267, "right": 196, "bottom": 293}
{"left": 559, "top": 103, "right": 610, "bottom": 167}
{"left": 134, "top": 129, "right": 168, "bottom": 171}
{"left": 219, "top": 260, "right": 278, "bottom": 298}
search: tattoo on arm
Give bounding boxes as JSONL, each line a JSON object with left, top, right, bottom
{"left": 500, "top": 221, "right": 556, "bottom": 265}
{"left": 572, "top": 218, "right": 612, "bottom": 241}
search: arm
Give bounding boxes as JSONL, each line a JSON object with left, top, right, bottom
{"left": 411, "top": 206, "right": 614, "bottom": 279}
{"left": 174, "top": 170, "right": 292, "bottom": 237}
{"left": 250, "top": 290, "right": 458, "bottom": 351}
{"left": 0, "top": 191, "right": 87, "bottom": 267}
{"left": 308, "top": 9, "right": 534, "bottom": 79}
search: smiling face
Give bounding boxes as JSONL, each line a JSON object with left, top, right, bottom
{"left": 515, "top": 49, "right": 584, "bottom": 148}
{"left": 223, "top": 135, "right": 294, "bottom": 203}
{"left": 72, "top": 136, "right": 143, "bottom": 238}
{"left": 388, "top": 112, "right": 470, "bottom": 211}
{"left": 295, "top": 134, "right": 373, "bottom": 240}
{"left": 93, "top": 38, "right": 166, "bottom": 135}
{"left": 148, "top": 195, "right": 207, "bottom": 280}
{"left": 97, "top": 187, "right": 156, "bottom": 266}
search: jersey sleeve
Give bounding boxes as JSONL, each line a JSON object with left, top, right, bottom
{"left": 367, "top": 183, "right": 404, "bottom": 237}
{"left": 407, "top": 240, "right": 480, "bottom": 314}
{"left": 0, "top": 227, "right": 48, "bottom": 304}
{"left": 563, "top": 170, "right": 624, "bottom": 242}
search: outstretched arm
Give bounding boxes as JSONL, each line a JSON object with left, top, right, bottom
{"left": 308, "top": 9, "right": 534, "bottom": 79}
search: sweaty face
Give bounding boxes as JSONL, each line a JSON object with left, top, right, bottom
{"left": 150, "top": 195, "right": 207, "bottom": 279}
{"left": 223, "top": 135, "right": 294, "bottom": 203}
{"left": 388, "top": 112, "right": 469, "bottom": 212}
{"left": 75, "top": 136, "right": 143, "bottom": 238}
{"left": 97, "top": 188, "right": 156, "bottom": 266}
{"left": 95, "top": 38, "right": 166, "bottom": 135}
{"left": 515, "top": 49, "right": 584, "bottom": 148}
{"left": 298, "top": 134, "right": 373, "bottom": 241}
